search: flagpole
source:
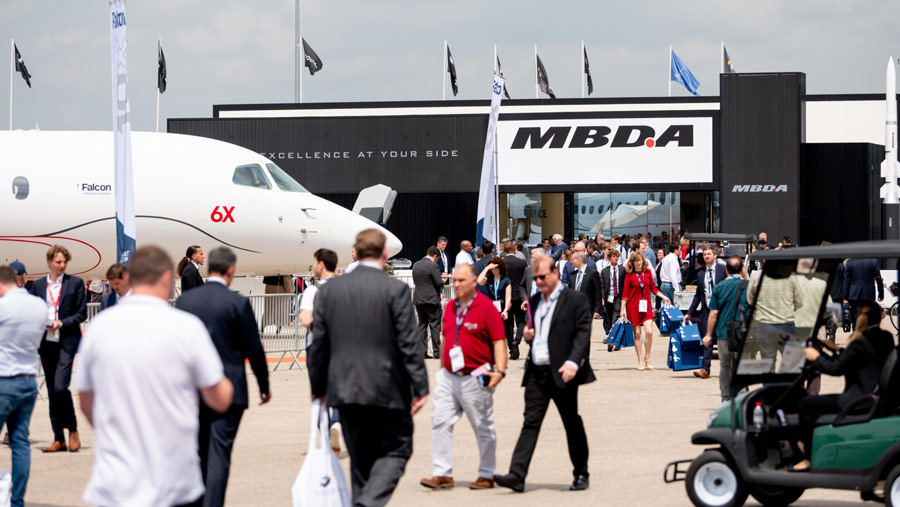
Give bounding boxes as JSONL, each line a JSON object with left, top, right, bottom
{"left": 534, "top": 45, "right": 538, "bottom": 99}
{"left": 9, "top": 38, "right": 14, "bottom": 130}
{"left": 493, "top": 95, "right": 499, "bottom": 245}
{"left": 720, "top": 41, "right": 724, "bottom": 74}
{"left": 442, "top": 41, "right": 447, "bottom": 101}
{"left": 294, "top": 0, "right": 300, "bottom": 103}
{"left": 299, "top": 37, "right": 304, "bottom": 103}
{"left": 668, "top": 45, "right": 672, "bottom": 97}
{"left": 493, "top": 44, "right": 497, "bottom": 73}
{"left": 581, "top": 40, "right": 585, "bottom": 99}
{"left": 156, "top": 36, "right": 161, "bottom": 133}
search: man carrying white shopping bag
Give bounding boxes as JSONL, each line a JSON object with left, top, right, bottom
{"left": 292, "top": 400, "right": 351, "bottom": 507}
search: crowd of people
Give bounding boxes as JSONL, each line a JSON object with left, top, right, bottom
{"left": 0, "top": 227, "right": 889, "bottom": 507}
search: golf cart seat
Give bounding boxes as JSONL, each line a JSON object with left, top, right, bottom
{"left": 814, "top": 348, "right": 899, "bottom": 427}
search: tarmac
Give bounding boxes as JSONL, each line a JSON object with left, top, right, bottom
{"left": 2, "top": 319, "right": 868, "bottom": 506}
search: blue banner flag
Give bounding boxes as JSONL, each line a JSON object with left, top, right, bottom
{"left": 110, "top": 0, "right": 137, "bottom": 264}
{"left": 476, "top": 73, "right": 504, "bottom": 248}
{"left": 670, "top": 49, "right": 700, "bottom": 96}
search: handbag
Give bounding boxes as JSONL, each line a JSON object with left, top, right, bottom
{"left": 725, "top": 280, "right": 749, "bottom": 351}
{"left": 291, "top": 400, "right": 352, "bottom": 507}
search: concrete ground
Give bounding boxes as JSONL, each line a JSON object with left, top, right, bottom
{"left": 3, "top": 320, "right": 869, "bottom": 506}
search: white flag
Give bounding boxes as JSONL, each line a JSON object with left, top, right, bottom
{"left": 476, "top": 74, "right": 504, "bottom": 247}
{"left": 110, "top": 0, "right": 136, "bottom": 263}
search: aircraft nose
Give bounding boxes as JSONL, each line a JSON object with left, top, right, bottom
{"left": 382, "top": 227, "right": 403, "bottom": 258}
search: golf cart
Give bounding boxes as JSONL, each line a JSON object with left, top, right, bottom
{"left": 664, "top": 240, "right": 900, "bottom": 506}
{"left": 674, "top": 233, "right": 758, "bottom": 311}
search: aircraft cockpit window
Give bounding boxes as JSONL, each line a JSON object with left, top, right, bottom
{"left": 266, "top": 164, "right": 309, "bottom": 192}
{"left": 232, "top": 164, "right": 271, "bottom": 190}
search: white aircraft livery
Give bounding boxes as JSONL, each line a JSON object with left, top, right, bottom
{"left": 1, "top": 131, "right": 402, "bottom": 277}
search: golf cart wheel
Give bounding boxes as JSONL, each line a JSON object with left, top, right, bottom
{"left": 685, "top": 450, "right": 749, "bottom": 507}
{"left": 886, "top": 463, "right": 900, "bottom": 507}
{"left": 748, "top": 484, "right": 804, "bottom": 506}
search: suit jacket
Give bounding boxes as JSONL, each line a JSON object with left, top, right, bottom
{"left": 175, "top": 281, "right": 269, "bottom": 406}
{"left": 599, "top": 264, "right": 626, "bottom": 304}
{"left": 29, "top": 274, "right": 87, "bottom": 355}
{"left": 309, "top": 265, "right": 429, "bottom": 410}
{"left": 180, "top": 262, "right": 204, "bottom": 293}
{"left": 436, "top": 250, "right": 450, "bottom": 274}
{"left": 524, "top": 287, "right": 596, "bottom": 389}
{"left": 560, "top": 257, "right": 596, "bottom": 285}
{"left": 99, "top": 291, "right": 117, "bottom": 311}
{"left": 505, "top": 255, "right": 528, "bottom": 301}
{"left": 843, "top": 258, "right": 884, "bottom": 301}
{"left": 567, "top": 266, "right": 601, "bottom": 315}
{"left": 412, "top": 257, "right": 443, "bottom": 306}
{"left": 687, "top": 264, "right": 727, "bottom": 318}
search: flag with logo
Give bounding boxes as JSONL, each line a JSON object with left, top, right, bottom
{"left": 496, "top": 55, "right": 510, "bottom": 99}
{"left": 110, "top": 0, "right": 136, "bottom": 264}
{"left": 302, "top": 38, "right": 323, "bottom": 75}
{"left": 584, "top": 46, "right": 593, "bottom": 95}
{"left": 14, "top": 44, "right": 31, "bottom": 88}
{"left": 447, "top": 45, "right": 458, "bottom": 96}
{"left": 158, "top": 40, "right": 167, "bottom": 93}
{"left": 670, "top": 49, "right": 700, "bottom": 96}
{"left": 476, "top": 73, "right": 504, "bottom": 248}
{"left": 536, "top": 52, "right": 556, "bottom": 99}
{"left": 723, "top": 45, "right": 735, "bottom": 73}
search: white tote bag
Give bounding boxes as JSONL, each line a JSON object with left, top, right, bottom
{"left": 291, "top": 400, "right": 351, "bottom": 507}
{"left": 0, "top": 470, "right": 11, "bottom": 507}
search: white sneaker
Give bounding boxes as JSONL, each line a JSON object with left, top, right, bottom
{"left": 330, "top": 423, "right": 341, "bottom": 454}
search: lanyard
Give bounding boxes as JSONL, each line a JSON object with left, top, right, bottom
{"left": 47, "top": 278, "right": 62, "bottom": 320}
{"left": 454, "top": 297, "right": 474, "bottom": 346}
{"left": 492, "top": 281, "right": 500, "bottom": 299}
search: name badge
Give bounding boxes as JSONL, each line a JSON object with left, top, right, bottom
{"left": 493, "top": 301, "right": 502, "bottom": 312}
{"left": 607, "top": 292, "right": 615, "bottom": 303}
{"left": 449, "top": 346, "right": 465, "bottom": 372}
{"left": 46, "top": 325, "right": 60, "bottom": 343}
{"left": 638, "top": 299, "right": 648, "bottom": 313}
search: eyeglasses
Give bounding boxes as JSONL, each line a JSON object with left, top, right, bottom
{"left": 534, "top": 273, "right": 550, "bottom": 280}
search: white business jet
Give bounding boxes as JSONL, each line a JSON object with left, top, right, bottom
{"left": 1, "top": 130, "right": 401, "bottom": 277}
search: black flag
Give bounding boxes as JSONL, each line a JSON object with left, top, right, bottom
{"left": 14, "top": 44, "right": 31, "bottom": 88}
{"left": 723, "top": 46, "right": 735, "bottom": 73}
{"left": 536, "top": 52, "right": 556, "bottom": 99}
{"left": 496, "top": 55, "right": 511, "bottom": 99}
{"left": 446, "top": 45, "right": 458, "bottom": 96}
{"left": 583, "top": 46, "right": 593, "bottom": 95}
{"left": 157, "top": 42, "right": 167, "bottom": 93}
{"left": 302, "top": 38, "right": 323, "bottom": 75}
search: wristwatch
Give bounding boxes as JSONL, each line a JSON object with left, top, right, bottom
{"left": 496, "top": 369, "right": 506, "bottom": 378}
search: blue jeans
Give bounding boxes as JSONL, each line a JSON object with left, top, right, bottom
{"left": 0, "top": 377, "right": 38, "bottom": 507}
{"left": 658, "top": 282, "right": 676, "bottom": 303}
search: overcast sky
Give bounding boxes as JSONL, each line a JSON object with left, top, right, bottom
{"left": 2, "top": 1, "right": 898, "bottom": 132}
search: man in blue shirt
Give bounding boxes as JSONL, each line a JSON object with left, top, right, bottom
{"left": 704, "top": 257, "right": 749, "bottom": 402}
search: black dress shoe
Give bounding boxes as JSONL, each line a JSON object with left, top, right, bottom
{"left": 607, "top": 344, "right": 614, "bottom": 352}
{"left": 493, "top": 473, "right": 525, "bottom": 493}
{"left": 510, "top": 344, "right": 520, "bottom": 360}
{"left": 570, "top": 474, "right": 589, "bottom": 491}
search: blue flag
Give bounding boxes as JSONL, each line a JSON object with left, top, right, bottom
{"left": 670, "top": 49, "right": 700, "bottom": 96}
{"left": 476, "top": 74, "right": 504, "bottom": 248}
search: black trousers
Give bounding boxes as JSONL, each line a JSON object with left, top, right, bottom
{"left": 339, "top": 404, "right": 413, "bottom": 507}
{"left": 509, "top": 365, "right": 589, "bottom": 480}
{"left": 197, "top": 403, "right": 245, "bottom": 507}
{"left": 798, "top": 394, "right": 841, "bottom": 455}
{"left": 415, "top": 303, "right": 442, "bottom": 357}
{"left": 602, "top": 299, "right": 621, "bottom": 335}
{"left": 506, "top": 300, "right": 526, "bottom": 347}
{"left": 39, "top": 342, "right": 77, "bottom": 442}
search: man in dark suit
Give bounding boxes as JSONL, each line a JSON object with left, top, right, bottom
{"left": 99, "top": 263, "right": 130, "bottom": 312}
{"left": 495, "top": 255, "right": 594, "bottom": 493}
{"left": 567, "top": 252, "right": 601, "bottom": 319}
{"left": 436, "top": 236, "right": 450, "bottom": 275}
{"left": 599, "top": 249, "right": 626, "bottom": 350}
{"left": 309, "top": 229, "right": 429, "bottom": 507}
{"left": 179, "top": 245, "right": 205, "bottom": 293}
{"left": 504, "top": 241, "right": 529, "bottom": 360}
{"left": 472, "top": 240, "right": 495, "bottom": 279}
{"left": 413, "top": 246, "right": 444, "bottom": 358}
{"left": 175, "top": 247, "right": 271, "bottom": 507}
{"left": 29, "top": 245, "right": 87, "bottom": 453}
{"left": 684, "top": 246, "right": 727, "bottom": 379}
{"left": 843, "top": 257, "right": 884, "bottom": 329}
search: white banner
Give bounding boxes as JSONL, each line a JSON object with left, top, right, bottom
{"left": 497, "top": 116, "right": 713, "bottom": 186}
{"left": 110, "top": 0, "right": 136, "bottom": 263}
{"left": 476, "top": 74, "right": 504, "bottom": 246}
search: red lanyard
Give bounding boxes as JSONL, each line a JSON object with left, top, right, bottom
{"left": 47, "top": 279, "right": 62, "bottom": 320}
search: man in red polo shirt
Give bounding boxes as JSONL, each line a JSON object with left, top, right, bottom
{"left": 420, "top": 264, "right": 507, "bottom": 491}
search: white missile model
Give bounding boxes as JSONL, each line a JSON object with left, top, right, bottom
{"left": 881, "top": 56, "right": 900, "bottom": 204}
{"left": 1, "top": 131, "right": 402, "bottom": 278}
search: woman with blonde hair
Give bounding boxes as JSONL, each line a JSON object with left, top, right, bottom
{"left": 621, "top": 251, "right": 671, "bottom": 370}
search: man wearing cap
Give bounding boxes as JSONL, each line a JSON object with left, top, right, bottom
{"left": 9, "top": 261, "right": 27, "bottom": 289}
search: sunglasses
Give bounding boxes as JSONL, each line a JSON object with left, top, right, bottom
{"left": 534, "top": 273, "right": 551, "bottom": 280}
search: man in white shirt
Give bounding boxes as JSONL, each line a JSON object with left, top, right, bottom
{"left": 345, "top": 246, "right": 360, "bottom": 273}
{"left": 0, "top": 265, "right": 48, "bottom": 507}
{"left": 658, "top": 244, "right": 683, "bottom": 303}
{"left": 454, "top": 240, "right": 475, "bottom": 271}
{"left": 75, "top": 246, "right": 233, "bottom": 507}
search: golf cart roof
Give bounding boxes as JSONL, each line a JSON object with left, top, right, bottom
{"left": 749, "top": 240, "right": 900, "bottom": 262}
{"left": 683, "top": 233, "right": 757, "bottom": 243}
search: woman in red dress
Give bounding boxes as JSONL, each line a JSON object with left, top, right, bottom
{"left": 621, "top": 252, "right": 671, "bottom": 370}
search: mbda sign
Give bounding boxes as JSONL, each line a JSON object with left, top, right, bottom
{"left": 498, "top": 117, "right": 713, "bottom": 186}
{"left": 732, "top": 185, "right": 788, "bottom": 192}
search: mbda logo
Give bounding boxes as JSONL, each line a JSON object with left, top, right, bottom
{"left": 510, "top": 124, "right": 693, "bottom": 149}
{"left": 731, "top": 185, "right": 788, "bottom": 193}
